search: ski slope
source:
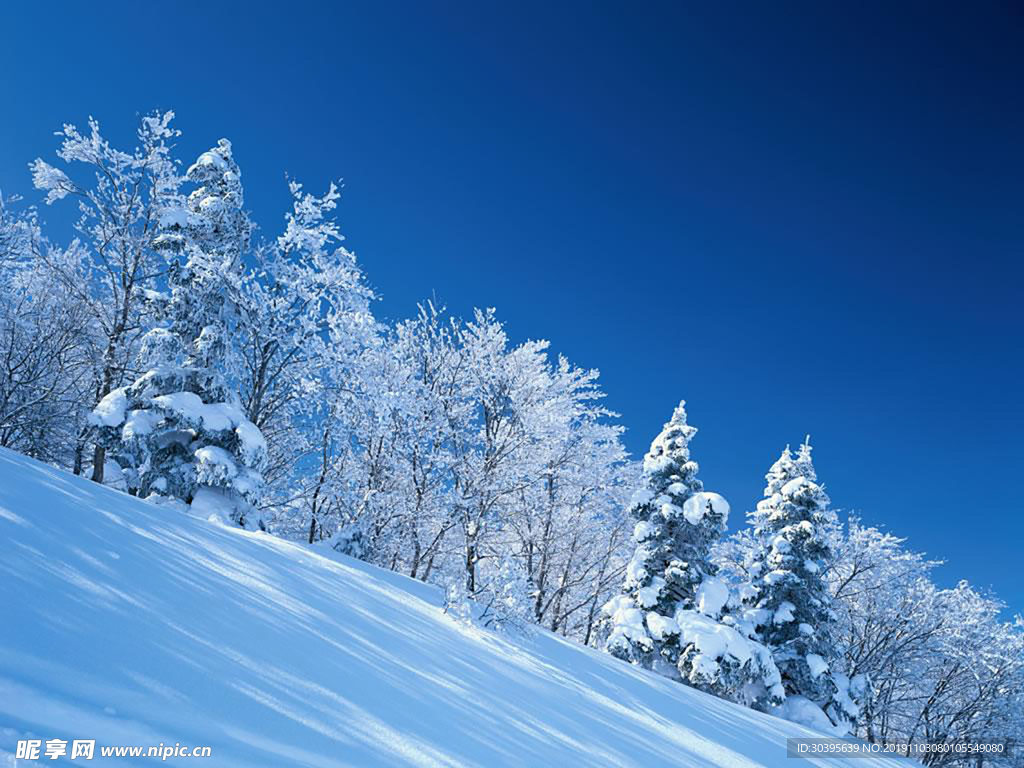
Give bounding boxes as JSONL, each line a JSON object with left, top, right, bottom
{"left": 0, "top": 448, "right": 906, "bottom": 766}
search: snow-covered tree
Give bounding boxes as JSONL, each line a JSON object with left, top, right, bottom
{"left": 301, "top": 302, "right": 632, "bottom": 640}
{"left": 501, "top": 355, "right": 631, "bottom": 641}
{"left": 828, "top": 520, "right": 941, "bottom": 742}
{"left": 828, "top": 521, "right": 1024, "bottom": 757}
{"left": 477, "top": 550, "right": 535, "bottom": 631}
{"left": 30, "top": 113, "right": 180, "bottom": 480}
{"left": 0, "top": 194, "right": 36, "bottom": 267}
{"left": 603, "top": 402, "right": 782, "bottom": 705}
{"left": 90, "top": 140, "right": 267, "bottom": 524}
{"left": 603, "top": 401, "right": 709, "bottom": 665}
{"left": 232, "top": 180, "right": 377, "bottom": 516}
{"left": 744, "top": 440, "right": 848, "bottom": 725}
{"left": 0, "top": 200, "right": 96, "bottom": 465}
{"left": 310, "top": 302, "right": 465, "bottom": 567}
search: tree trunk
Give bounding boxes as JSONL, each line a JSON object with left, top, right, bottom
{"left": 466, "top": 538, "right": 476, "bottom": 593}
{"left": 72, "top": 440, "right": 84, "bottom": 476}
{"left": 90, "top": 444, "right": 106, "bottom": 483}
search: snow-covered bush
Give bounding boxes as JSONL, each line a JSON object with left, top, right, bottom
{"left": 478, "top": 552, "right": 535, "bottom": 631}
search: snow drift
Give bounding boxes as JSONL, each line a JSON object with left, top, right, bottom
{"left": 0, "top": 448, "right": 905, "bottom": 766}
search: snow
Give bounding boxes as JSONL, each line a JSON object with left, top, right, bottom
{"left": 739, "top": 583, "right": 759, "bottom": 603}
{"left": 629, "top": 488, "right": 654, "bottom": 509}
{"left": 642, "top": 454, "right": 673, "bottom": 475}
{"left": 602, "top": 595, "right": 652, "bottom": 650}
{"left": 772, "top": 695, "right": 844, "bottom": 736}
{"left": 195, "top": 445, "right": 238, "bottom": 474}
{"left": 123, "top": 409, "right": 159, "bottom": 438}
{"left": 188, "top": 148, "right": 228, "bottom": 175}
{"left": 0, "top": 447, "right": 906, "bottom": 767}
{"left": 645, "top": 611, "right": 679, "bottom": 641}
{"left": 231, "top": 468, "right": 262, "bottom": 500}
{"left": 695, "top": 577, "right": 729, "bottom": 617}
{"left": 89, "top": 387, "right": 128, "bottom": 427}
{"left": 148, "top": 393, "right": 266, "bottom": 460}
{"left": 101, "top": 459, "right": 126, "bottom": 490}
{"left": 681, "top": 491, "right": 730, "bottom": 526}
{"left": 158, "top": 208, "right": 190, "bottom": 228}
{"left": 633, "top": 520, "right": 654, "bottom": 542}
{"left": 806, "top": 653, "right": 829, "bottom": 679}
{"left": 152, "top": 392, "right": 238, "bottom": 432}
{"left": 773, "top": 601, "right": 796, "bottom": 624}
{"left": 659, "top": 501, "right": 682, "bottom": 520}
{"left": 636, "top": 577, "right": 665, "bottom": 608}
{"left": 833, "top": 674, "right": 868, "bottom": 723}
{"left": 189, "top": 485, "right": 237, "bottom": 523}
{"left": 780, "top": 477, "right": 817, "bottom": 497}
{"left": 29, "top": 159, "right": 73, "bottom": 204}
{"left": 675, "top": 610, "right": 753, "bottom": 666}
{"left": 625, "top": 545, "right": 651, "bottom": 585}
{"left": 233, "top": 416, "right": 266, "bottom": 459}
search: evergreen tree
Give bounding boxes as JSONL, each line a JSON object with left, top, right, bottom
{"left": 745, "top": 439, "right": 844, "bottom": 721}
{"left": 602, "top": 401, "right": 720, "bottom": 664}
{"left": 89, "top": 140, "right": 267, "bottom": 525}
{"left": 603, "top": 402, "right": 783, "bottom": 706}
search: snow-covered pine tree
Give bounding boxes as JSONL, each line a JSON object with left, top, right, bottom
{"left": 603, "top": 401, "right": 710, "bottom": 666}
{"left": 744, "top": 439, "right": 847, "bottom": 724}
{"left": 603, "top": 402, "right": 783, "bottom": 706}
{"left": 89, "top": 140, "right": 267, "bottom": 526}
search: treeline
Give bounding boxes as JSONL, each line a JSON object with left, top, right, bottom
{"left": 0, "top": 113, "right": 1019, "bottom": 765}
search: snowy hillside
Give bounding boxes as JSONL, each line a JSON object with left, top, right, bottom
{"left": 0, "top": 448, "right": 905, "bottom": 767}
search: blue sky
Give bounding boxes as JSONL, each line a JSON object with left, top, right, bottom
{"left": 2, "top": 2, "right": 1021, "bottom": 611}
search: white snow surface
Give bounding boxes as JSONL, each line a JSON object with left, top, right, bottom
{"left": 675, "top": 610, "right": 755, "bottom": 666}
{"left": 0, "top": 448, "right": 905, "bottom": 767}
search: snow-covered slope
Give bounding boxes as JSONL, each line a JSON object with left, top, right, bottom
{"left": 0, "top": 448, "right": 904, "bottom": 767}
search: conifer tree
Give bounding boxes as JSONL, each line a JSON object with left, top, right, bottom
{"left": 89, "top": 140, "right": 267, "bottom": 524}
{"left": 603, "top": 402, "right": 783, "bottom": 706}
{"left": 745, "top": 439, "right": 845, "bottom": 721}
{"left": 602, "top": 401, "right": 721, "bottom": 664}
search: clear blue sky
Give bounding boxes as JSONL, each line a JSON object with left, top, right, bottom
{"left": 2, "top": 2, "right": 1021, "bottom": 612}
